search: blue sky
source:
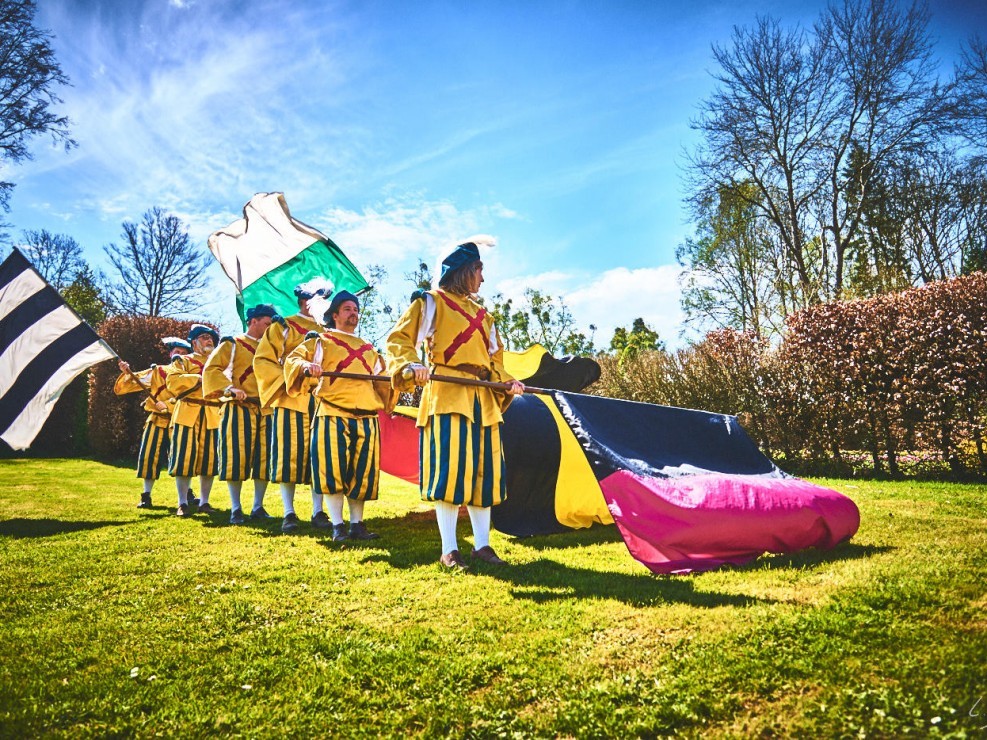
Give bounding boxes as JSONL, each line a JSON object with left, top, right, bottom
{"left": 6, "top": 0, "right": 985, "bottom": 347}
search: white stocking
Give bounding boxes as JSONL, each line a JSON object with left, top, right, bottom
{"left": 467, "top": 505, "right": 491, "bottom": 550}
{"left": 435, "top": 501, "right": 460, "bottom": 555}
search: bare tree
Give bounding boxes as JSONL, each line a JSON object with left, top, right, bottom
{"left": 815, "top": 0, "right": 948, "bottom": 296}
{"left": 954, "top": 35, "right": 987, "bottom": 151}
{"left": 17, "top": 228, "right": 84, "bottom": 289}
{"left": 0, "top": 0, "right": 75, "bottom": 212}
{"left": 686, "top": 0, "right": 950, "bottom": 317}
{"left": 104, "top": 207, "right": 211, "bottom": 316}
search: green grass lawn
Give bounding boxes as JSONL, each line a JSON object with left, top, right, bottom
{"left": 0, "top": 459, "right": 984, "bottom": 738}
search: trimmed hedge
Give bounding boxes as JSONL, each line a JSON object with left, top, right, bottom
{"left": 594, "top": 272, "right": 987, "bottom": 478}
{"left": 88, "top": 316, "right": 213, "bottom": 459}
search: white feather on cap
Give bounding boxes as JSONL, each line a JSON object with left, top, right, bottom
{"left": 433, "top": 234, "right": 497, "bottom": 288}
{"left": 462, "top": 234, "right": 496, "bottom": 249}
{"left": 294, "top": 277, "right": 334, "bottom": 298}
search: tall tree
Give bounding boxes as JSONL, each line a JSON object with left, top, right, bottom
{"left": 954, "top": 35, "right": 987, "bottom": 150}
{"left": 104, "top": 207, "right": 211, "bottom": 316}
{"left": 17, "top": 228, "right": 84, "bottom": 289}
{"left": 61, "top": 265, "right": 109, "bottom": 327}
{"left": 815, "top": 0, "right": 947, "bottom": 297}
{"left": 610, "top": 318, "right": 664, "bottom": 362}
{"left": 678, "top": 181, "right": 784, "bottom": 336}
{"left": 687, "top": 0, "right": 949, "bottom": 313}
{"left": 0, "top": 0, "right": 75, "bottom": 212}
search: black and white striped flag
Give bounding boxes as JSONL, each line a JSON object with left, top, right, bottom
{"left": 0, "top": 248, "right": 115, "bottom": 450}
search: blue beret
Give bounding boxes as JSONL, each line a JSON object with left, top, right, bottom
{"left": 187, "top": 324, "right": 219, "bottom": 345}
{"left": 246, "top": 303, "right": 277, "bottom": 321}
{"left": 161, "top": 336, "right": 192, "bottom": 351}
{"left": 439, "top": 242, "right": 481, "bottom": 285}
{"left": 326, "top": 290, "right": 360, "bottom": 328}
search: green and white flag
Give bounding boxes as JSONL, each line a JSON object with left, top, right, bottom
{"left": 208, "top": 192, "right": 370, "bottom": 326}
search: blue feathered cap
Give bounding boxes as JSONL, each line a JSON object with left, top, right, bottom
{"left": 326, "top": 290, "right": 360, "bottom": 328}
{"left": 245, "top": 303, "right": 277, "bottom": 321}
{"left": 187, "top": 324, "right": 219, "bottom": 345}
{"left": 161, "top": 336, "right": 192, "bottom": 351}
{"left": 438, "top": 235, "right": 495, "bottom": 286}
{"left": 294, "top": 277, "right": 334, "bottom": 300}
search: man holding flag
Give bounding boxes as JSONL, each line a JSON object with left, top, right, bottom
{"left": 203, "top": 304, "right": 276, "bottom": 524}
{"left": 253, "top": 281, "right": 330, "bottom": 533}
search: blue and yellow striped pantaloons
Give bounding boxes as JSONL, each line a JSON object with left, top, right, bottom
{"left": 167, "top": 412, "right": 218, "bottom": 477}
{"left": 419, "top": 398, "right": 506, "bottom": 508}
{"left": 136, "top": 418, "right": 169, "bottom": 480}
{"left": 217, "top": 404, "right": 271, "bottom": 482}
{"left": 310, "top": 415, "right": 380, "bottom": 501}
{"left": 268, "top": 407, "right": 311, "bottom": 484}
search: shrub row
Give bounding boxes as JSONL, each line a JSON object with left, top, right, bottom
{"left": 594, "top": 272, "right": 987, "bottom": 479}
{"left": 88, "top": 316, "right": 210, "bottom": 459}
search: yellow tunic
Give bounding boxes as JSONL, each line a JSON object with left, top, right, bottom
{"left": 113, "top": 365, "right": 175, "bottom": 429}
{"left": 202, "top": 334, "right": 271, "bottom": 416}
{"left": 386, "top": 290, "right": 514, "bottom": 427}
{"left": 163, "top": 353, "right": 221, "bottom": 430}
{"left": 253, "top": 313, "right": 324, "bottom": 413}
{"left": 285, "top": 330, "right": 395, "bottom": 418}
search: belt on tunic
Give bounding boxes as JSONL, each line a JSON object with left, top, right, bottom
{"left": 317, "top": 398, "right": 378, "bottom": 418}
{"left": 431, "top": 362, "right": 492, "bottom": 381}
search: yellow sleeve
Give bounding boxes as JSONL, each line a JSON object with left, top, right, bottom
{"left": 202, "top": 340, "right": 233, "bottom": 398}
{"left": 284, "top": 338, "right": 318, "bottom": 397}
{"left": 164, "top": 357, "right": 201, "bottom": 398}
{"left": 113, "top": 367, "right": 152, "bottom": 395}
{"left": 385, "top": 298, "right": 425, "bottom": 393}
{"left": 254, "top": 322, "right": 288, "bottom": 408}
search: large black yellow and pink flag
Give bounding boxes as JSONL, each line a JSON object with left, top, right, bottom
{"left": 379, "top": 346, "right": 860, "bottom": 574}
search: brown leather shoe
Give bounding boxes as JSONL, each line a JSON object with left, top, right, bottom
{"left": 439, "top": 550, "right": 469, "bottom": 570}
{"left": 471, "top": 546, "right": 507, "bottom": 565}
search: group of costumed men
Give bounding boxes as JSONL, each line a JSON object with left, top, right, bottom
{"left": 114, "top": 237, "right": 524, "bottom": 568}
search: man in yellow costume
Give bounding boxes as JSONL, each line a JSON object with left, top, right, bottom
{"left": 114, "top": 336, "right": 190, "bottom": 509}
{"left": 387, "top": 236, "right": 524, "bottom": 569}
{"left": 254, "top": 279, "right": 331, "bottom": 533}
{"left": 165, "top": 324, "right": 221, "bottom": 517}
{"left": 203, "top": 304, "right": 276, "bottom": 525}
{"left": 285, "top": 291, "right": 395, "bottom": 542}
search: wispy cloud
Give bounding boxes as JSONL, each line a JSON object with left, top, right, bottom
{"left": 32, "top": 1, "right": 368, "bottom": 228}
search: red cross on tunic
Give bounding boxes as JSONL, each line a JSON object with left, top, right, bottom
{"left": 286, "top": 319, "right": 310, "bottom": 336}
{"left": 235, "top": 338, "right": 256, "bottom": 386}
{"left": 437, "top": 292, "right": 489, "bottom": 365}
{"left": 321, "top": 332, "right": 374, "bottom": 383}
{"left": 151, "top": 366, "right": 168, "bottom": 399}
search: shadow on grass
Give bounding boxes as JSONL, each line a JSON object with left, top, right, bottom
{"left": 736, "top": 542, "right": 893, "bottom": 571}
{"left": 481, "top": 558, "right": 770, "bottom": 608}
{"left": 0, "top": 518, "right": 129, "bottom": 538}
{"left": 507, "top": 523, "right": 624, "bottom": 550}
